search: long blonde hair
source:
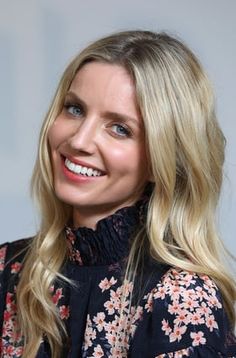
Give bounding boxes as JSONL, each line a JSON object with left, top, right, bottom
{"left": 16, "top": 30, "right": 236, "bottom": 357}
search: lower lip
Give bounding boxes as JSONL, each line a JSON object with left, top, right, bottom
{"left": 61, "top": 157, "right": 103, "bottom": 183}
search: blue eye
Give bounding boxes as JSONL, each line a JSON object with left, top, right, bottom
{"left": 65, "top": 104, "right": 83, "bottom": 117}
{"left": 111, "top": 124, "right": 131, "bottom": 137}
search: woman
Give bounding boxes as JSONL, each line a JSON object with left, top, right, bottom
{"left": 0, "top": 30, "right": 235, "bottom": 357}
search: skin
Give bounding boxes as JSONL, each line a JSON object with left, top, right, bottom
{"left": 48, "top": 62, "right": 150, "bottom": 229}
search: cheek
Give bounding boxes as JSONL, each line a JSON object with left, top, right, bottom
{"left": 105, "top": 143, "right": 148, "bottom": 174}
{"left": 47, "top": 121, "right": 65, "bottom": 150}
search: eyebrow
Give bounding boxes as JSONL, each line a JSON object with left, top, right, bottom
{"left": 65, "top": 91, "right": 141, "bottom": 127}
{"left": 65, "top": 91, "right": 88, "bottom": 110}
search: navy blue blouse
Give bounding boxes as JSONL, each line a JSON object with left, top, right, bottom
{"left": 0, "top": 202, "right": 236, "bottom": 357}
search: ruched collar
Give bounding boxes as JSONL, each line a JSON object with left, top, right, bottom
{"left": 65, "top": 195, "right": 149, "bottom": 266}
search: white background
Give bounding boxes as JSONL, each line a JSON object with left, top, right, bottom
{"left": 0, "top": 0, "right": 235, "bottom": 257}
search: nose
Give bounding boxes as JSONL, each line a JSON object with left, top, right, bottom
{"left": 67, "top": 117, "right": 98, "bottom": 154}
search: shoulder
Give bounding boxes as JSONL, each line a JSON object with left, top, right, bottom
{"left": 0, "top": 237, "right": 32, "bottom": 274}
{"left": 132, "top": 267, "right": 236, "bottom": 357}
{"left": 144, "top": 267, "right": 225, "bottom": 331}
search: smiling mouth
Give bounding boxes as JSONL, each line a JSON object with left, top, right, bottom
{"left": 64, "top": 158, "right": 103, "bottom": 177}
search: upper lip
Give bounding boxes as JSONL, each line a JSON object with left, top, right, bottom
{"left": 61, "top": 154, "right": 106, "bottom": 174}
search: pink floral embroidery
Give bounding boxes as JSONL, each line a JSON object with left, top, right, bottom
{"left": 66, "top": 228, "right": 83, "bottom": 265}
{"left": 92, "top": 344, "right": 104, "bottom": 357}
{"left": 206, "top": 314, "right": 219, "bottom": 331}
{"left": 59, "top": 305, "right": 70, "bottom": 320}
{"left": 169, "top": 325, "right": 187, "bottom": 342}
{"left": 162, "top": 319, "right": 172, "bottom": 335}
{"left": 51, "top": 287, "right": 63, "bottom": 305}
{"left": 0, "top": 246, "right": 7, "bottom": 272}
{"left": 144, "top": 268, "right": 222, "bottom": 347}
{"left": 10, "top": 262, "right": 22, "bottom": 274}
{"left": 155, "top": 347, "right": 193, "bottom": 357}
{"left": 190, "top": 331, "right": 206, "bottom": 346}
{"left": 93, "top": 312, "right": 106, "bottom": 332}
{"left": 83, "top": 278, "right": 143, "bottom": 357}
{"left": 99, "top": 276, "right": 117, "bottom": 292}
{"left": 50, "top": 286, "right": 70, "bottom": 321}
{"left": 1, "top": 292, "right": 24, "bottom": 357}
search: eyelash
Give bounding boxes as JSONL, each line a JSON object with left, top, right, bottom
{"left": 110, "top": 123, "right": 132, "bottom": 138}
{"left": 63, "top": 101, "right": 132, "bottom": 138}
{"left": 64, "top": 103, "right": 84, "bottom": 117}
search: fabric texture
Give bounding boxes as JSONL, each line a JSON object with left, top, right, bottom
{"left": 0, "top": 200, "right": 236, "bottom": 357}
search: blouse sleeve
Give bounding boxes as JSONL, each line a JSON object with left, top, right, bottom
{"left": 131, "top": 268, "right": 236, "bottom": 357}
{"left": 0, "top": 239, "right": 31, "bottom": 325}
{"left": 0, "top": 239, "right": 31, "bottom": 357}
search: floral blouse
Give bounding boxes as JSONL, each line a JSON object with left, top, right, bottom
{"left": 0, "top": 202, "right": 236, "bottom": 357}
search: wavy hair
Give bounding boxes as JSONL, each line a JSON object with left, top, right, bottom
{"left": 16, "top": 30, "right": 236, "bottom": 357}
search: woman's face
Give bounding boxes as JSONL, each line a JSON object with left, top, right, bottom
{"left": 48, "top": 61, "right": 150, "bottom": 228}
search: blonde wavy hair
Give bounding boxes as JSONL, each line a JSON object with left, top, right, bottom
{"left": 16, "top": 30, "right": 236, "bottom": 357}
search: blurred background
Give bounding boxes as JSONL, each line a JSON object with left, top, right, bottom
{"left": 0, "top": 0, "right": 235, "bottom": 257}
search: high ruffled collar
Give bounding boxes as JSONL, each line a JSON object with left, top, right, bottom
{"left": 65, "top": 195, "right": 149, "bottom": 266}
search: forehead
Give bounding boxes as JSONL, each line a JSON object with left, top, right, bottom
{"left": 69, "top": 62, "right": 140, "bottom": 115}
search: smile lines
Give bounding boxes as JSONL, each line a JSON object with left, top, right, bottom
{"left": 64, "top": 158, "right": 102, "bottom": 177}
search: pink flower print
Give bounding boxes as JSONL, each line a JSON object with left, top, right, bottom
{"left": 10, "top": 262, "right": 22, "bottom": 274}
{"left": 0, "top": 246, "right": 6, "bottom": 271}
{"left": 65, "top": 228, "right": 75, "bottom": 244}
{"left": 105, "top": 331, "right": 117, "bottom": 346}
{"left": 0, "top": 246, "right": 6, "bottom": 259}
{"left": 168, "top": 302, "right": 181, "bottom": 315}
{"left": 181, "top": 288, "right": 197, "bottom": 301}
{"left": 155, "top": 348, "right": 192, "bottom": 358}
{"left": 110, "top": 289, "right": 123, "bottom": 310}
{"left": 115, "top": 314, "right": 130, "bottom": 332}
{"left": 178, "top": 272, "right": 196, "bottom": 288}
{"left": 173, "top": 309, "right": 190, "bottom": 326}
{"left": 195, "top": 286, "right": 209, "bottom": 301}
{"left": 190, "top": 331, "right": 206, "bottom": 346}
{"left": 190, "top": 312, "right": 205, "bottom": 325}
{"left": 154, "top": 286, "right": 166, "bottom": 300}
{"left": 202, "top": 275, "right": 216, "bottom": 289}
{"left": 59, "top": 305, "right": 70, "bottom": 320}
{"left": 162, "top": 275, "right": 172, "bottom": 289}
{"left": 3, "top": 310, "right": 12, "bottom": 322}
{"left": 104, "top": 300, "right": 116, "bottom": 315}
{"left": 6, "top": 292, "right": 17, "bottom": 313}
{"left": 161, "top": 319, "right": 172, "bottom": 335}
{"left": 93, "top": 312, "right": 106, "bottom": 332}
{"left": 122, "top": 280, "right": 133, "bottom": 297}
{"left": 110, "top": 347, "right": 123, "bottom": 358}
{"left": 206, "top": 315, "right": 219, "bottom": 332}
{"left": 92, "top": 344, "right": 104, "bottom": 357}
{"left": 74, "top": 250, "right": 83, "bottom": 265}
{"left": 208, "top": 295, "right": 222, "bottom": 309}
{"left": 5, "top": 345, "right": 15, "bottom": 355}
{"left": 168, "top": 284, "right": 184, "bottom": 301}
{"left": 104, "top": 320, "right": 117, "bottom": 333}
{"left": 181, "top": 295, "right": 199, "bottom": 311}
{"left": 52, "top": 288, "right": 63, "bottom": 305}
{"left": 84, "top": 321, "right": 96, "bottom": 349}
{"left": 132, "top": 306, "right": 143, "bottom": 321}
{"left": 145, "top": 298, "right": 153, "bottom": 313}
{"left": 196, "top": 301, "right": 212, "bottom": 316}
{"left": 15, "top": 347, "right": 24, "bottom": 356}
{"left": 169, "top": 325, "right": 187, "bottom": 342}
{"left": 99, "top": 277, "right": 117, "bottom": 292}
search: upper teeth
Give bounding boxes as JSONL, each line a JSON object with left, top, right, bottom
{"left": 65, "top": 158, "right": 102, "bottom": 177}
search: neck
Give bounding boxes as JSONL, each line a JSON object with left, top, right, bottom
{"left": 72, "top": 202, "right": 138, "bottom": 229}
